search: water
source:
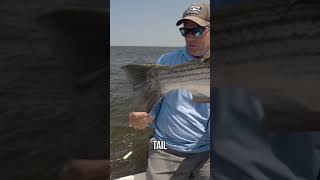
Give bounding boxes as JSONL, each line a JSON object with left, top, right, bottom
{"left": 0, "top": 1, "right": 107, "bottom": 179}
{"left": 110, "top": 46, "right": 179, "bottom": 179}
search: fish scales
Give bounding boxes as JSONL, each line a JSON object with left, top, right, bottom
{"left": 122, "top": 59, "right": 210, "bottom": 112}
{"left": 144, "top": 62, "right": 209, "bottom": 86}
{"left": 151, "top": 63, "right": 209, "bottom": 86}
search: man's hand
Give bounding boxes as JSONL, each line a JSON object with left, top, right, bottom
{"left": 129, "top": 112, "right": 154, "bottom": 129}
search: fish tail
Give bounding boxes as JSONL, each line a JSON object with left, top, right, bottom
{"left": 121, "top": 64, "right": 162, "bottom": 112}
{"left": 121, "top": 64, "right": 154, "bottom": 89}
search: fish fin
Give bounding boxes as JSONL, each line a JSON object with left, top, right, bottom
{"left": 131, "top": 85, "right": 162, "bottom": 113}
{"left": 121, "top": 64, "right": 158, "bottom": 88}
{"left": 145, "top": 91, "right": 162, "bottom": 113}
{"left": 122, "top": 64, "right": 164, "bottom": 112}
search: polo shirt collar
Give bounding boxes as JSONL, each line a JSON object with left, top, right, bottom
{"left": 182, "top": 47, "right": 209, "bottom": 62}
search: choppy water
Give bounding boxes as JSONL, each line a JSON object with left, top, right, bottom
{"left": 110, "top": 46, "right": 178, "bottom": 179}
{"left": 1, "top": 1, "right": 107, "bottom": 179}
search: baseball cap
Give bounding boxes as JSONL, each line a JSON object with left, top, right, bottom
{"left": 176, "top": 2, "right": 210, "bottom": 27}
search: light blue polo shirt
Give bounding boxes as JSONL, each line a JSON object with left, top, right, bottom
{"left": 149, "top": 47, "right": 210, "bottom": 153}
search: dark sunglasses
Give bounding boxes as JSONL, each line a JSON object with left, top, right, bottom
{"left": 179, "top": 27, "right": 209, "bottom": 38}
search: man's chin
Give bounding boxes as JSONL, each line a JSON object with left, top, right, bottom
{"left": 186, "top": 48, "right": 199, "bottom": 57}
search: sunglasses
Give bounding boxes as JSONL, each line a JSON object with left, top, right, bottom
{"left": 179, "top": 27, "right": 209, "bottom": 38}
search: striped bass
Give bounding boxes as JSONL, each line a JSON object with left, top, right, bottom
{"left": 122, "top": 58, "right": 210, "bottom": 112}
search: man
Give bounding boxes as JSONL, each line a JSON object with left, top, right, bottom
{"left": 129, "top": 2, "right": 211, "bottom": 180}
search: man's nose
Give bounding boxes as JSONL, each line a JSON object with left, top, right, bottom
{"left": 186, "top": 32, "right": 196, "bottom": 40}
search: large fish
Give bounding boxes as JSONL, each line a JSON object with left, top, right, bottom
{"left": 122, "top": 58, "right": 210, "bottom": 112}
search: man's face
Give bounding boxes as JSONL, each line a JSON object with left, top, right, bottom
{"left": 183, "top": 20, "right": 210, "bottom": 57}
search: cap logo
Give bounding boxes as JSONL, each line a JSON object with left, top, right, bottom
{"left": 186, "top": 5, "right": 201, "bottom": 15}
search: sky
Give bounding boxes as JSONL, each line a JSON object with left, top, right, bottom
{"left": 110, "top": 0, "right": 253, "bottom": 47}
{"left": 110, "top": 0, "right": 210, "bottom": 47}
